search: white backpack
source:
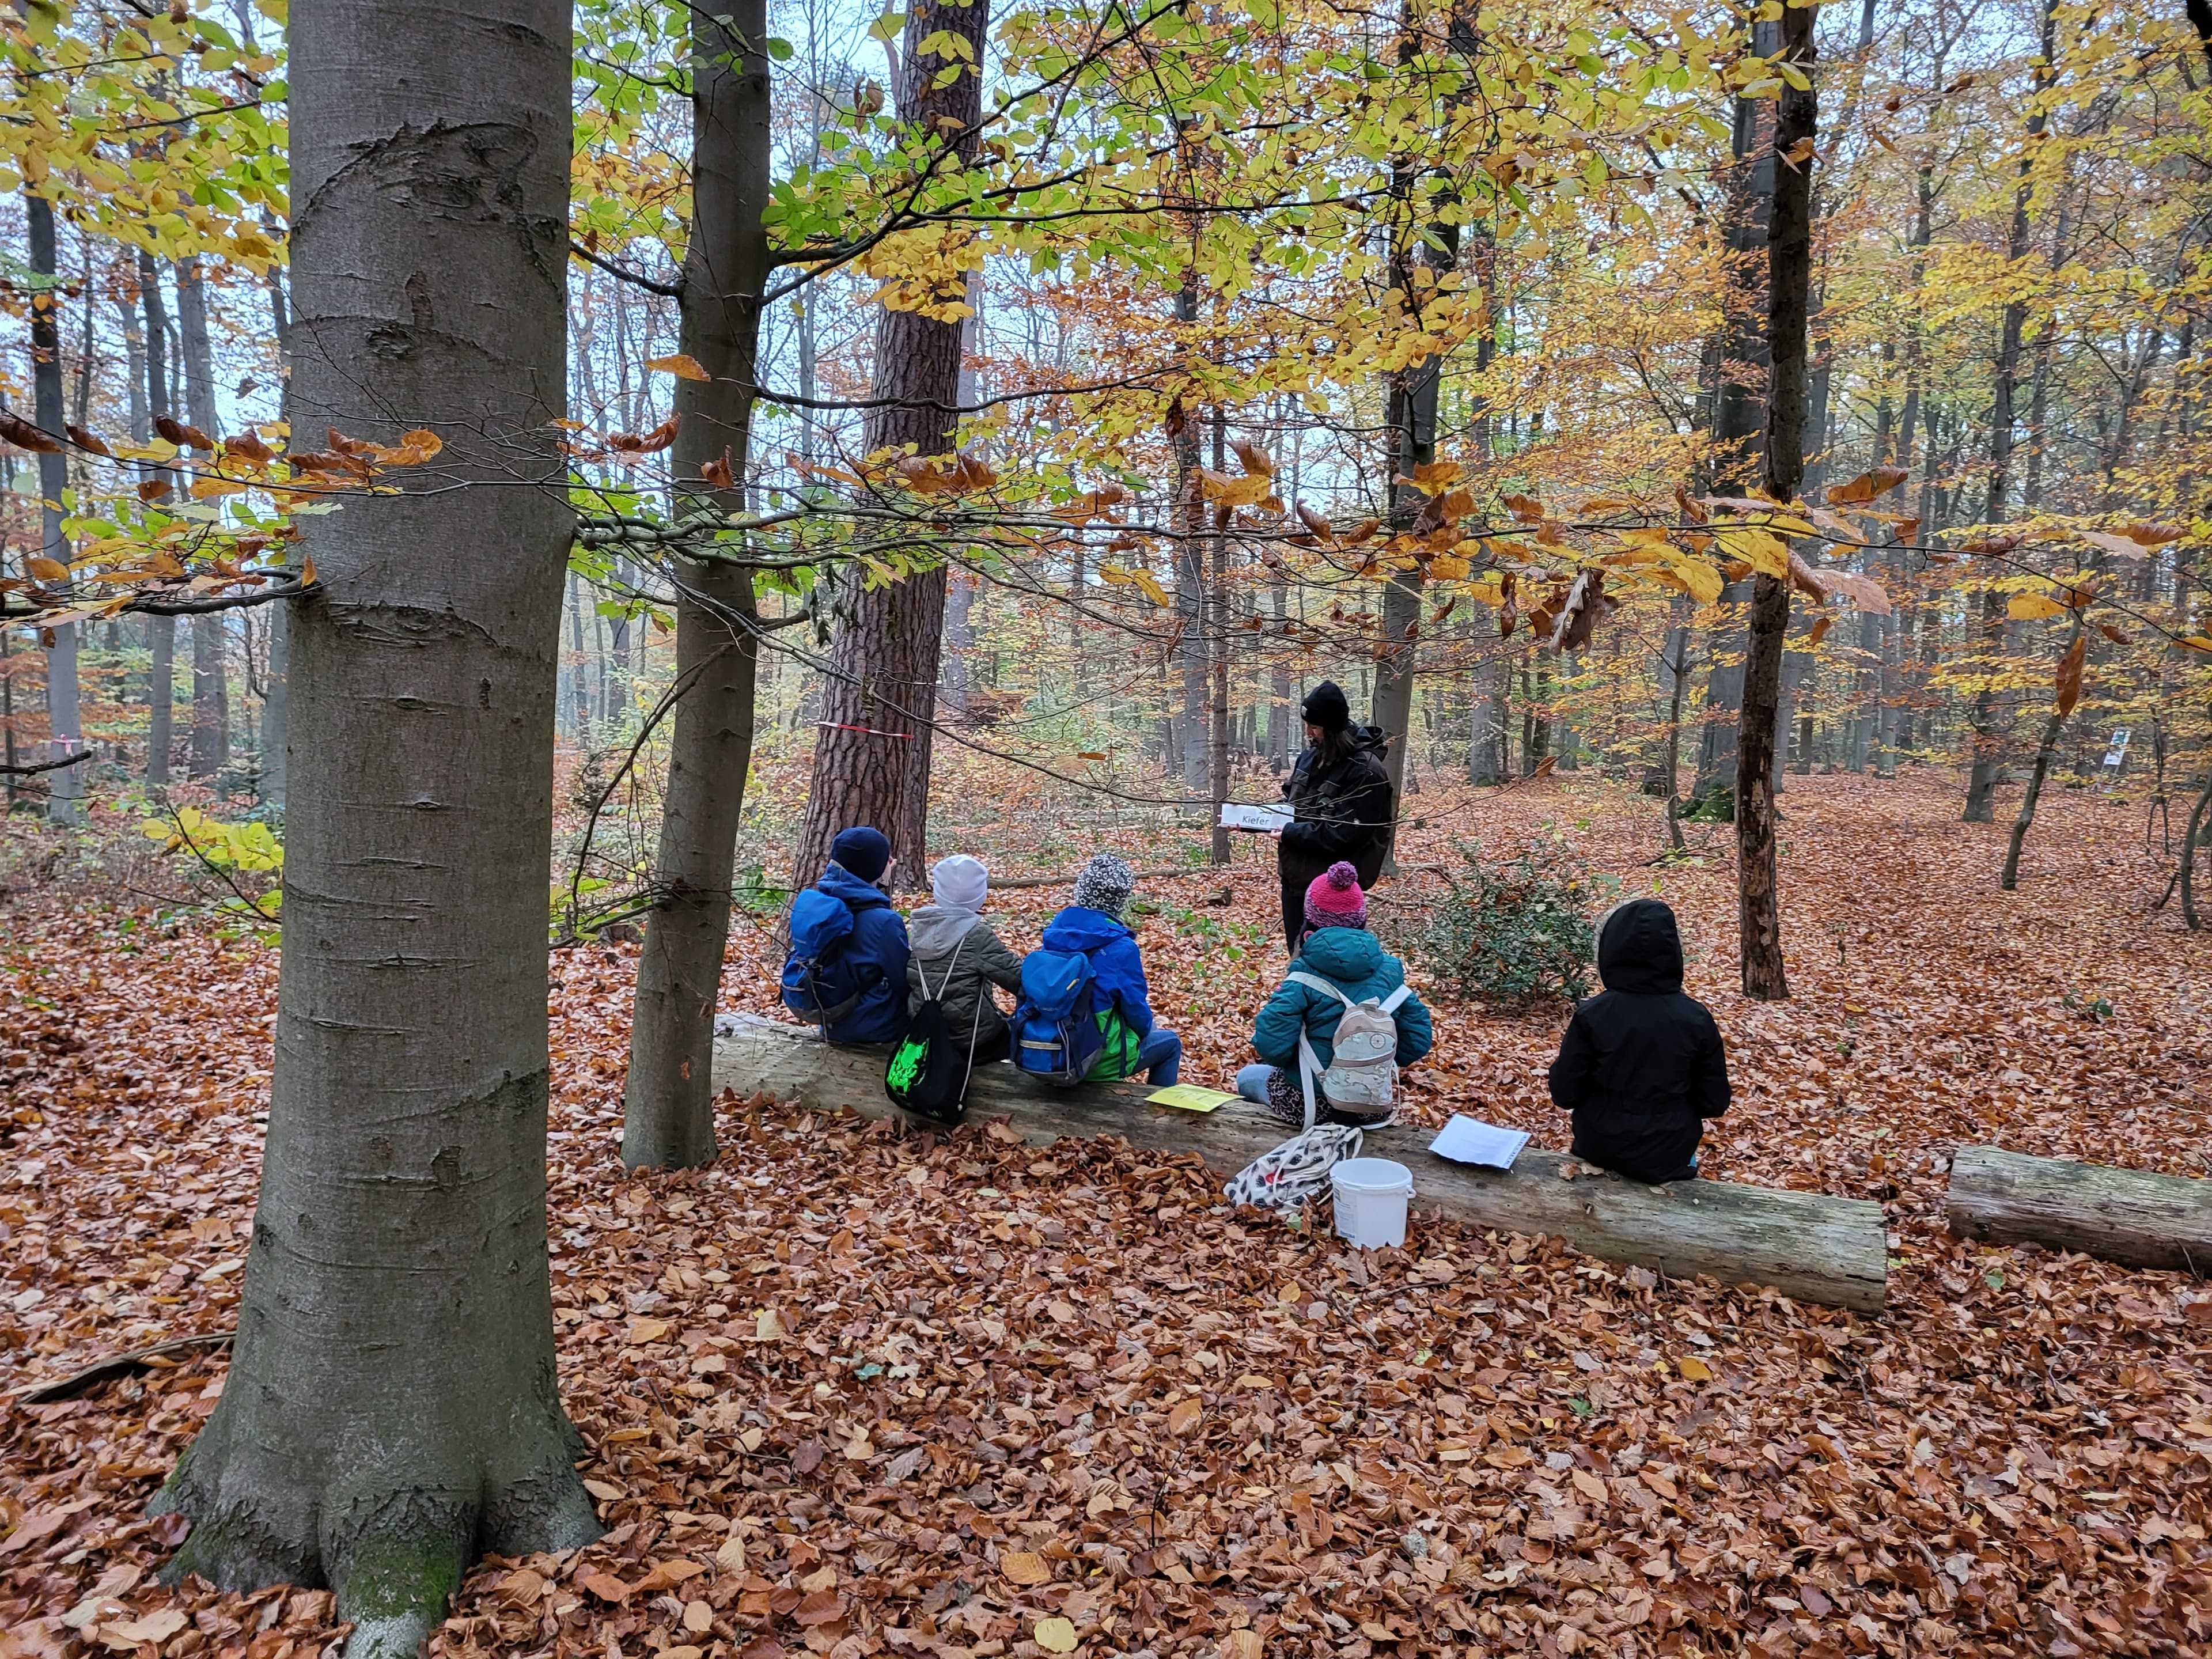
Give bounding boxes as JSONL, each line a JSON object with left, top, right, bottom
{"left": 1286, "top": 972, "right": 1411, "bottom": 1128}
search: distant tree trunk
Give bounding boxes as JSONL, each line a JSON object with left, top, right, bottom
{"left": 25, "top": 193, "right": 82, "bottom": 824}
{"left": 178, "top": 257, "right": 231, "bottom": 781}
{"left": 150, "top": 6, "right": 599, "bottom": 1649}
{"left": 2001, "top": 621, "right": 2078, "bottom": 892}
{"left": 622, "top": 0, "right": 771, "bottom": 1171}
{"left": 1690, "top": 16, "right": 1781, "bottom": 815}
{"left": 1267, "top": 563, "right": 1291, "bottom": 766}
{"left": 140, "top": 252, "right": 177, "bottom": 788}
{"left": 2181, "top": 771, "right": 2211, "bottom": 930}
{"left": 1965, "top": 0, "right": 2056, "bottom": 825}
{"left": 262, "top": 266, "right": 291, "bottom": 809}
{"left": 1172, "top": 286, "right": 1207, "bottom": 798}
{"left": 1737, "top": 0, "right": 1815, "bottom": 1002}
{"left": 792, "top": 0, "right": 987, "bottom": 888}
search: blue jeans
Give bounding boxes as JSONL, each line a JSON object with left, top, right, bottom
{"left": 1137, "top": 1027, "right": 1182, "bottom": 1085}
{"left": 1236, "top": 1063, "right": 1277, "bottom": 1103}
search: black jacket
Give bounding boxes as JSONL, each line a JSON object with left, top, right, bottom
{"left": 1279, "top": 725, "right": 1393, "bottom": 888}
{"left": 1547, "top": 899, "right": 1729, "bottom": 1183}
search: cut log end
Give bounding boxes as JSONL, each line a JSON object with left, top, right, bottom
{"left": 709, "top": 1015, "right": 1888, "bottom": 1313}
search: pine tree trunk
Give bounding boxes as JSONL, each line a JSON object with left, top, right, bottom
{"left": 1690, "top": 17, "right": 1780, "bottom": 815}
{"left": 1737, "top": 0, "right": 1815, "bottom": 1002}
{"left": 793, "top": 0, "right": 987, "bottom": 887}
{"left": 150, "top": 8, "right": 597, "bottom": 1650}
{"left": 25, "top": 194, "right": 83, "bottom": 823}
{"left": 623, "top": 0, "right": 771, "bottom": 1171}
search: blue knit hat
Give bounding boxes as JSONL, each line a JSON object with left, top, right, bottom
{"left": 830, "top": 825, "right": 891, "bottom": 884}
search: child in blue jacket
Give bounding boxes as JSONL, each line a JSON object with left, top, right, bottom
{"left": 1036, "top": 853, "right": 1181, "bottom": 1083}
{"left": 781, "top": 827, "right": 911, "bottom": 1044}
{"left": 1237, "top": 862, "right": 1432, "bottom": 1126}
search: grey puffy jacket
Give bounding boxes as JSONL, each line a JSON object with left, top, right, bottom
{"left": 904, "top": 907, "right": 1025, "bottom": 1048}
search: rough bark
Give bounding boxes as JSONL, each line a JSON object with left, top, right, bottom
{"left": 1689, "top": 18, "right": 1780, "bottom": 813}
{"left": 150, "top": 7, "right": 598, "bottom": 1651}
{"left": 1964, "top": 0, "right": 2055, "bottom": 824}
{"left": 623, "top": 0, "right": 771, "bottom": 1171}
{"left": 712, "top": 1015, "right": 1888, "bottom": 1312}
{"left": 1737, "top": 0, "right": 1815, "bottom": 1002}
{"left": 1946, "top": 1145, "right": 2212, "bottom": 1273}
{"left": 25, "top": 192, "right": 82, "bottom": 824}
{"left": 791, "top": 0, "right": 987, "bottom": 887}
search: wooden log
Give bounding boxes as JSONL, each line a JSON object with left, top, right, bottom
{"left": 1946, "top": 1145, "right": 2212, "bottom": 1272}
{"left": 711, "top": 1016, "right": 1888, "bottom": 1313}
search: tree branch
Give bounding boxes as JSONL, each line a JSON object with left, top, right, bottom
{"left": 570, "top": 242, "right": 683, "bottom": 299}
{"left": 0, "top": 749, "right": 88, "bottom": 777}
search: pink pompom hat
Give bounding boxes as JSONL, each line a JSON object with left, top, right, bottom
{"left": 1304, "top": 861, "right": 1369, "bottom": 930}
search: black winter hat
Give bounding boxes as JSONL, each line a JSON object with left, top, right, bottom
{"left": 1301, "top": 680, "right": 1351, "bottom": 733}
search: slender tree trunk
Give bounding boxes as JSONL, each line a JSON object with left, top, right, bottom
{"left": 1691, "top": 16, "right": 1781, "bottom": 812}
{"left": 262, "top": 266, "right": 291, "bottom": 809}
{"left": 1737, "top": 0, "right": 1815, "bottom": 1001}
{"left": 150, "top": 9, "right": 598, "bottom": 1650}
{"left": 140, "top": 253, "right": 177, "bottom": 787}
{"left": 25, "top": 193, "right": 83, "bottom": 824}
{"left": 1965, "top": 0, "right": 2055, "bottom": 824}
{"left": 793, "top": 0, "right": 987, "bottom": 888}
{"left": 623, "top": 0, "right": 771, "bottom": 1171}
{"left": 1208, "top": 410, "right": 1232, "bottom": 863}
{"left": 178, "top": 257, "right": 232, "bottom": 781}
{"left": 2000, "top": 623, "right": 2078, "bottom": 892}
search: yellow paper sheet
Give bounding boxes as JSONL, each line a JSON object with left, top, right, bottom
{"left": 1147, "top": 1084, "right": 1237, "bottom": 1113}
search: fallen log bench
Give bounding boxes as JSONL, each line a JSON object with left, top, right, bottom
{"left": 1946, "top": 1145, "right": 2212, "bottom": 1273}
{"left": 712, "top": 1016, "right": 1888, "bottom": 1313}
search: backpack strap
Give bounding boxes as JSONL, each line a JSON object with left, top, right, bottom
{"left": 1377, "top": 983, "right": 1413, "bottom": 1014}
{"left": 925, "top": 930, "right": 971, "bottom": 1003}
{"left": 1285, "top": 970, "right": 1358, "bottom": 1010}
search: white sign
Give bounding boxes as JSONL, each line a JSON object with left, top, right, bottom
{"left": 1219, "top": 802, "right": 1294, "bottom": 833}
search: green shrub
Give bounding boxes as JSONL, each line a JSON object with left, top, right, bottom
{"left": 1400, "top": 839, "right": 1612, "bottom": 1007}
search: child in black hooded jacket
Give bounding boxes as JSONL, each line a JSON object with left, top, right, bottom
{"left": 1547, "top": 899, "right": 1730, "bottom": 1183}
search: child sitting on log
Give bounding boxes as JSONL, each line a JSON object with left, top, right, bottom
{"left": 905, "top": 854, "right": 1026, "bottom": 1063}
{"left": 1236, "top": 861, "right": 1432, "bottom": 1127}
{"left": 1031, "top": 853, "right": 1183, "bottom": 1084}
{"left": 780, "top": 826, "right": 911, "bottom": 1044}
{"left": 1547, "top": 898, "right": 1730, "bottom": 1183}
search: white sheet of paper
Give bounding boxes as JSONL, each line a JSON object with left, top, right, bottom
{"left": 1219, "top": 802, "right": 1294, "bottom": 832}
{"left": 1428, "top": 1114, "right": 1532, "bottom": 1171}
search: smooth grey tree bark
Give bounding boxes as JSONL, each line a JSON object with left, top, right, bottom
{"left": 178, "top": 257, "right": 230, "bottom": 781}
{"left": 623, "top": 0, "right": 771, "bottom": 1170}
{"left": 262, "top": 263, "right": 291, "bottom": 809}
{"left": 150, "top": 6, "right": 597, "bottom": 1652}
{"left": 138, "top": 252, "right": 176, "bottom": 788}
{"left": 25, "top": 192, "right": 84, "bottom": 824}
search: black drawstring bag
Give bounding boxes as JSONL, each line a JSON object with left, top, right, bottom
{"left": 884, "top": 933, "right": 984, "bottom": 1126}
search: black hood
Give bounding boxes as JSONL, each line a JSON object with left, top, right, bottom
{"left": 1351, "top": 722, "right": 1389, "bottom": 762}
{"left": 1597, "top": 898, "right": 1684, "bottom": 994}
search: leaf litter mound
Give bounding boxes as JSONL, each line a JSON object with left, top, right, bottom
{"left": 2, "top": 774, "right": 2210, "bottom": 1659}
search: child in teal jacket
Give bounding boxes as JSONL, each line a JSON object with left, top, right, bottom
{"left": 1237, "top": 862, "right": 1432, "bottom": 1126}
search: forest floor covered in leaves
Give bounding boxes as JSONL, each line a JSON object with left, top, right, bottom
{"left": 3, "top": 771, "right": 2210, "bottom": 1659}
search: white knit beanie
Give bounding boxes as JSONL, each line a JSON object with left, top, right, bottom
{"left": 931, "top": 853, "right": 989, "bottom": 912}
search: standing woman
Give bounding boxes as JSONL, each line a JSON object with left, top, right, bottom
{"left": 1275, "top": 681, "right": 1393, "bottom": 946}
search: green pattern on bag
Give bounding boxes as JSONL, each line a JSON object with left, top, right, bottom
{"left": 886, "top": 1035, "right": 927, "bottom": 1093}
{"left": 1084, "top": 1004, "right": 1143, "bottom": 1082}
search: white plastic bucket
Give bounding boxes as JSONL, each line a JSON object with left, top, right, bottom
{"left": 1331, "top": 1157, "right": 1413, "bottom": 1248}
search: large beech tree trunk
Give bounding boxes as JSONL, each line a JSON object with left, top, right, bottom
{"left": 793, "top": 0, "right": 988, "bottom": 889}
{"left": 151, "top": 6, "right": 598, "bottom": 1650}
{"left": 1736, "top": 0, "right": 1815, "bottom": 1001}
{"left": 25, "top": 192, "right": 83, "bottom": 824}
{"left": 623, "top": 0, "right": 771, "bottom": 1169}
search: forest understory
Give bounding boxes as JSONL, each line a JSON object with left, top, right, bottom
{"left": 3, "top": 773, "right": 2209, "bottom": 1659}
